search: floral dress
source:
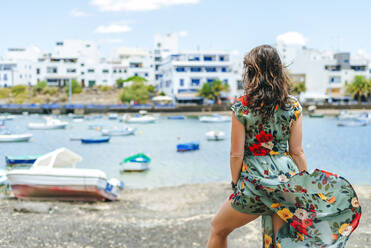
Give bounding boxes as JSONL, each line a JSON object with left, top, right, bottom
{"left": 230, "top": 95, "right": 362, "bottom": 248}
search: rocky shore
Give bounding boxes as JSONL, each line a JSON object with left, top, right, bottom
{"left": 0, "top": 182, "right": 370, "bottom": 248}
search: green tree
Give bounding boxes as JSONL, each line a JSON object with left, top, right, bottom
{"left": 159, "top": 91, "right": 166, "bottom": 96}
{"left": 116, "top": 78, "right": 125, "bottom": 88}
{"left": 346, "top": 76, "right": 368, "bottom": 103}
{"left": 366, "top": 79, "right": 371, "bottom": 104}
{"left": 119, "top": 81, "right": 150, "bottom": 103}
{"left": 34, "top": 81, "right": 48, "bottom": 93}
{"left": 123, "top": 75, "right": 147, "bottom": 83}
{"left": 65, "top": 79, "right": 82, "bottom": 94}
{"left": 291, "top": 82, "right": 306, "bottom": 95}
{"left": 198, "top": 79, "right": 230, "bottom": 104}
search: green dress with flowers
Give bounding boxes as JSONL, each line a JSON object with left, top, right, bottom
{"left": 230, "top": 95, "right": 361, "bottom": 248}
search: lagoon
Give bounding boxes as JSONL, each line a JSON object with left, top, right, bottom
{"left": 1, "top": 114, "right": 370, "bottom": 188}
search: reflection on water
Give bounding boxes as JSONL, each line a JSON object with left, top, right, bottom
{"left": 0, "top": 115, "right": 370, "bottom": 188}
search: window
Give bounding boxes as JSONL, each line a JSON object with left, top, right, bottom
{"left": 67, "top": 68, "right": 76, "bottom": 73}
{"left": 103, "top": 80, "right": 108, "bottom": 83}
{"left": 134, "top": 73, "right": 138, "bottom": 76}
{"left": 188, "top": 56, "right": 200, "bottom": 61}
{"left": 221, "top": 67, "right": 227, "bottom": 72}
{"left": 81, "top": 63, "right": 85, "bottom": 67}
{"left": 113, "top": 70, "right": 117, "bottom": 73}
{"left": 329, "top": 76, "right": 341, "bottom": 84}
{"left": 190, "top": 67, "right": 202, "bottom": 72}
{"left": 207, "top": 78, "right": 214, "bottom": 83}
{"left": 81, "top": 72, "right": 85, "bottom": 75}
{"left": 219, "top": 56, "right": 225, "bottom": 61}
{"left": 36, "top": 68, "right": 40, "bottom": 75}
{"left": 56, "top": 42, "right": 63, "bottom": 46}
{"left": 145, "top": 73, "right": 148, "bottom": 77}
{"left": 87, "top": 69, "right": 95, "bottom": 73}
{"left": 88, "top": 80, "right": 96, "bottom": 87}
{"left": 102, "top": 69, "right": 109, "bottom": 73}
{"left": 176, "top": 67, "right": 186, "bottom": 72}
{"left": 223, "top": 79, "right": 229, "bottom": 84}
{"left": 47, "top": 67, "right": 57, "bottom": 73}
{"left": 4, "top": 74, "right": 8, "bottom": 81}
{"left": 205, "top": 67, "right": 217, "bottom": 72}
{"left": 179, "top": 79, "right": 184, "bottom": 87}
{"left": 165, "top": 80, "right": 172, "bottom": 87}
{"left": 204, "top": 56, "right": 213, "bottom": 61}
{"left": 191, "top": 78, "right": 200, "bottom": 86}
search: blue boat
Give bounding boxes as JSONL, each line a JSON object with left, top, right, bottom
{"left": 177, "top": 142, "right": 200, "bottom": 152}
{"left": 81, "top": 137, "right": 110, "bottom": 144}
{"left": 5, "top": 155, "right": 42, "bottom": 168}
{"left": 168, "top": 115, "right": 185, "bottom": 120}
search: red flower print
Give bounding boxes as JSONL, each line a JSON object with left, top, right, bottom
{"left": 264, "top": 170, "right": 269, "bottom": 175}
{"left": 320, "top": 170, "right": 338, "bottom": 178}
{"left": 238, "top": 95, "right": 248, "bottom": 106}
{"left": 290, "top": 220, "right": 308, "bottom": 235}
{"left": 243, "top": 109, "right": 249, "bottom": 115}
{"left": 248, "top": 143, "right": 268, "bottom": 156}
{"left": 229, "top": 193, "right": 235, "bottom": 200}
{"left": 256, "top": 130, "right": 273, "bottom": 143}
{"left": 351, "top": 213, "right": 361, "bottom": 230}
{"left": 322, "top": 178, "right": 328, "bottom": 184}
{"left": 302, "top": 218, "right": 313, "bottom": 228}
{"left": 258, "top": 123, "right": 263, "bottom": 130}
{"left": 301, "top": 188, "right": 307, "bottom": 193}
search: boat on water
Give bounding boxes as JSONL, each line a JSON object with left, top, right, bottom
{"left": 5, "top": 155, "right": 41, "bottom": 168}
{"left": 0, "top": 115, "right": 16, "bottom": 121}
{"left": 168, "top": 115, "right": 185, "bottom": 120}
{"left": 337, "top": 120, "right": 367, "bottom": 127}
{"left": 120, "top": 153, "right": 151, "bottom": 172}
{"left": 88, "top": 124, "right": 104, "bottom": 130}
{"left": 199, "top": 114, "right": 230, "bottom": 123}
{"left": 126, "top": 114, "right": 156, "bottom": 124}
{"left": 309, "top": 113, "right": 324, "bottom": 118}
{"left": 177, "top": 142, "right": 200, "bottom": 152}
{"left": 357, "top": 112, "right": 371, "bottom": 124}
{"left": 0, "top": 132, "right": 32, "bottom": 142}
{"left": 7, "top": 148, "right": 123, "bottom": 201}
{"left": 101, "top": 127, "right": 136, "bottom": 136}
{"left": 81, "top": 137, "right": 110, "bottom": 144}
{"left": 28, "top": 117, "right": 68, "bottom": 130}
{"left": 206, "top": 130, "right": 226, "bottom": 141}
{"left": 108, "top": 113, "right": 118, "bottom": 120}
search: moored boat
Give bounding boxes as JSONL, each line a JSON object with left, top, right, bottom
{"left": 81, "top": 137, "right": 110, "bottom": 144}
{"left": 28, "top": 117, "right": 68, "bottom": 130}
{"left": 309, "top": 113, "right": 324, "bottom": 118}
{"left": 337, "top": 120, "right": 367, "bottom": 127}
{"left": 126, "top": 115, "right": 156, "bottom": 124}
{"left": 206, "top": 130, "right": 226, "bottom": 141}
{"left": 168, "top": 115, "right": 185, "bottom": 120}
{"left": 177, "top": 142, "right": 200, "bottom": 152}
{"left": 0, "top": 133, "right": 32, "bottom": 142}
{"left": 120, "top": 153, "right": 151, "bottom": 172}
{"left": 199, "top": 114, "right": 230, "bottom": 123}
{"left": 101, "top": 127, "right": 136, "bottom": 136}
{"left": 7, "top": 148, "right": 123, "bottom": 201}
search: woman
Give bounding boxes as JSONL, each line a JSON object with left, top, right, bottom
{"left": 207, "top": 45, "right": 361, "bottom": 248}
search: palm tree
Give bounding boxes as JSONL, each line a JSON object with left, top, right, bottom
{"left": 366, "top": 79, "right": 371, "bottom": 104}
{"left": 291, "top": 82, "right": 306, "bottom": 96}
{"left": 346, "top": 76, "right": 367, "bottom": 103}
{"left": 198, "top": 79, "right": 230, "bottom": 104}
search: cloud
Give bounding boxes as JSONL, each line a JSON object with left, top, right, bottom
{"left": 94, "top": 24, "right": 132, "bottom": 34}
{"left": 70, "top": 8, "right": 89, "bottom": 17}
{"left": 91, "top": 0, "right": 200, "bottom": 12}
{"left": 178, "top": 31, "right": 188, "bottom": 37}
{"left": 98, "top": 38, "right": 124, "bottom": 44}
{"left": 276, "top": 32, "right": 307, "bottom": 46}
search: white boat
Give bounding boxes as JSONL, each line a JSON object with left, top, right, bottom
{"left": 337, "top": 120, "right": 367, "bottom": 127}
{"left": 357, "top": 112, "right": 371, "bottom": 124}
{"left": 126, "top": 115, "right": 156, "bottom": 124}
{"left": 0, "top": 115, "right": 16, "bottom": 121}
{"left": 0, "top": 170, "right": 8, "bottom": 186}
{"left": 206, "top": 130, "right": 226, "bottom": 141}
{"left": 28, "top": 117, "right": 68, "bottom": 130}
{"left": 0, "top": 133, "right": 32, "bottom": 142}
{"left": 199, "top": 114, "right": 230, "bottom": 123}
{"left": 120, "top": 153, "right": 151, "bottom": 172}
{"left": 101, "top": 127, "right": 136, "bottom": 136}
{"left": 7, "top": 148, "right": 123, "bottom": 201}
{"left": 108, "top": 113, "right": 118, "bottom": 120}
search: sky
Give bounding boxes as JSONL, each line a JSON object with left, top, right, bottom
{"left": 1, "top": 0, "right": 371, "bottom": 56}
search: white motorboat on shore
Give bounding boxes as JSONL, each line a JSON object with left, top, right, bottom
{"left": 199, "top": 114, "right": 230, "bottom": 123}
{"left": 7, "top": 148, "right": 123, "bottom": 201}
{"left": 28, "top": 117, "right": 68, "bottom": 130}
{"left": 205, "top": 130, "right": 226, "bottom": 141}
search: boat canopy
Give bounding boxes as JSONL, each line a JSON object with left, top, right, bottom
{"left": 32, "top": 148, "right": 82, "bottom": 169}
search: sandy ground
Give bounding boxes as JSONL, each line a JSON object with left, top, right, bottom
{"left": 0, "top": 182, "right": 370, "bottom": 248}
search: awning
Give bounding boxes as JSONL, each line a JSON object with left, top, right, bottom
{"left": 175, "top": 92, "right": 203, "bottom": 101}
{"left": 152, "top": 95, "right": 172, "bottom": 101}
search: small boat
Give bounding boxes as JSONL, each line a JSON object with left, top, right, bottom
{"left": 108, "top": 113, "right": 118, "bottom": 120}
{"left": 0, "top": 115, "right": 16, "bottom": 121}
{"left": 199, "top": 114, "right": 230, "bottom": 123}
{"left": 5, "top": 155, "right": 41, "bottom": 168}
{"left": 206, "top": 130, "right": 226, "bottom": 141}
{"left": 7, "top": 148, "right": 123, "bottom": 201}
{"left": 168, "top": 115, "right": 185, "bottom": 120}
{"left": 101, "top": 127, "right": 136, "bottom": 136}
{"left": 126, "top": 115, "right": 156, "bottom": 124}
{"left": 28, "top": 117, "right": 68, "bottom": 130}
{"left": 357, "top": 112, "right": 371, "bottom": 124}
{"left": 88, "top": 124, "right": 104, "bottom": 130}
{"left": 120, "top": 153, "right": 151, "bottom": 172}
{"left": 81, "top": 137, "right": 110, "bottom": 144}
{"left": 177, "top": 142, "right": 200, "bottom": 152}
{"left": 309, "top": 114, "right": 324, "bottom": 118}
{"left": 0, "top": 132, "right": 32, "bottom": 142}
{"left": 337, "top": 120, "right": 367, "bottom": 127}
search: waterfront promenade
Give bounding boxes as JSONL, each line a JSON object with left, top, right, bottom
{"left": 0, "top": 182, "right": 369, "bottom": 248}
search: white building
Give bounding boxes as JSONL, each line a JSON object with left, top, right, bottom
{"left": 158, "top": 51, "right": 235, "bottom": 103}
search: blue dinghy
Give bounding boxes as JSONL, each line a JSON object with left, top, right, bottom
{"left": 168, "top": 115, "right": 185, "bottom": 120}
{"left": 177, "top": 142, "right": 200, "bottom": 152}
{"left": 81, "top": 137, "right": 110, "bottom": 144}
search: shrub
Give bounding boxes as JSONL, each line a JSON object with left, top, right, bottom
{"left": 42, "top": 86, "right": 59, "bottom": 96}
{"left": 98, "top": 85, "right": 112, "bottom": 92}
{"left": 35, "top": 81, "right": 48, "bottom": 93}
{"left": 119, "top": 81, "right": 149, "bottom": 103}
{"left": 65, "top": 79, "right": 82, "bottom": 94}
{"left": 116, "top": 78, "right": 125, "bottom": 88}
{"left": 11, "top": 85, "right": 27, "bottom": 96}
{"left": 0, "top": 88, "right": 10, "bottom": 99}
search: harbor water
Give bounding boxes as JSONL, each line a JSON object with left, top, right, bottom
{"left": 1, "top": 114, "right": 370, "bottom": 188}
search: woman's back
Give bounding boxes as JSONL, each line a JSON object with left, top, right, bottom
{"left": 232, "top": 94, "right": 302, "bottom": 157}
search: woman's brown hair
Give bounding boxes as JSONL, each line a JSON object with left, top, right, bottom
{"left": 243, "top": 45, "right": 291, "bottom": 121}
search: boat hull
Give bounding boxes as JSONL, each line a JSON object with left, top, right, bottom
{"left": 81, "top": 137, "right": 110, "bottom": 144}
{"left": 0, "top": 134, "right": 32, "bottom": 142}
{"left": 121, "top": 163, "right": 149, "bottom": 172}
{"left": 28, "top": 124, "right": 67, "bottom": 130}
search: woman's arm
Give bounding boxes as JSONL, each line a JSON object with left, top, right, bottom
{"left": 230, "top": 114, "right": 246, "bottom": 184}
{"left": 288, "top": 114, "right": 308, "bottom": 172}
